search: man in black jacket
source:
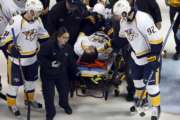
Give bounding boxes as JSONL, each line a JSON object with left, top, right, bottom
{"left": 46, "top": 0, "right": 88, "bottom": 45}
{"left": 128, "top": 0, "right": 162, "bottom": 30}
{"left": 40, "top": 0, "right": 50, "bottom": 29}
{"left": 112, "top": 18, "right": 135, "bottom": 102}
{"left": 38, "top": 27, "right": 79, "bottom": 120}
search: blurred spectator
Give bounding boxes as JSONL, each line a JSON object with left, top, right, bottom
{"left": 166, "top": 0, "right": 180, "bottom": 60}
{"left": 128, "top": 0, "right": 162, "bottom": 30}
{"left": 46, "top": 0, "right": 88, "bottom": 45}
{"left": 177, "top": 25, "right": 180, "bottom": 40}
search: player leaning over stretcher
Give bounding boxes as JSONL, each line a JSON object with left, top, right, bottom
{"left": 74, "top": 3, "right": 113, "bottom": 68}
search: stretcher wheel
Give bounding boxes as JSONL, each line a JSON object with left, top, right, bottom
{"left": 70, "top": 90, "right": 74, "bottom": 98}
{"left": 139, "top": 112, "right": 146, "bottom": 117}
{"left": 114, "top": 89, "right": 120, "bottom": 97}
{"left": 104, "top": 90, "right": 109, "bottom": 101}
{"left": 81, "top": 88, "right": 86, "bottom": 94}
{"left": 130, "top": 106, "right": 136, "bottom": 112}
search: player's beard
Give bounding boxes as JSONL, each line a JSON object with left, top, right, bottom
{"left": 120, "top": 17, "right": 128, "bottom": 23}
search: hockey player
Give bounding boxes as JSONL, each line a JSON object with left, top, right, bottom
{"left": 74, "top": 31, "right": 112, "bottom": 63}
{"left": 0, "top": 0, "right": 26, "bottom": 91}
{"left": 74, "top": 3, "right": 113, "bottom": 63}
{"left": 0, "top": 0, "right": 49, "bottom": 118}
{"left": 113, "top": 0, "right": 163, "bottom": 120}
{"left": 46, "top": 0, "right": 88, "bottom": 45}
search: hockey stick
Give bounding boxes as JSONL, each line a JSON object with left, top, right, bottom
{"left": 11, "top": 28, "right": 31, "bottom": 120}
{"left": 137, "top": 12, "right": 179, "bottom": 116}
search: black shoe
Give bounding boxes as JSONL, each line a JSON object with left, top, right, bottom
{"left": 126, "top": 93, "right": 134, "bottom": 102}
{"left": 64, "top": 107, "right": 72, "bottom": 115}
{"left": 173, "top": 53, "right": 180, "bottom": 60}
{"left": 60, "top": 105, "right": 72, "bottom": 115}
{"left": 8, "top": 105, "right": 22, "bottom": 118}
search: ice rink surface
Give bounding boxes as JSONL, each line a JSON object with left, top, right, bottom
{"left": 0, "top": 0, "right": 180, "bottom": 120}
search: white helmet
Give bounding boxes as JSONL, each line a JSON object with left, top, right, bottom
{"left": 113, "top": 0, "right": 131, "bottom": 16}
{"left": 25, "top": 0, "right": 43, "bottom": 12}
{"left": 92, "top": 3, "right": 105, "bottom": 16}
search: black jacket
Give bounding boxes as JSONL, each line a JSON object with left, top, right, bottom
{"left": 46, "top": 1, "right": 88, "bottom": 45}
{"left": 40, "top": 0, "right": 50, "bottom": 9}
{"left": 38, "top": 38, "right": 78, "bottom": 79}
{"left": 135, "top": 0, "right": 162, "bottom": 23}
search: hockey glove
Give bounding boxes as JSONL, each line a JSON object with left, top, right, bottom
{"left": 8, "top": 43, "right": 20, "bottom": 57}
{"left": 143, "top": 55, "right": 160, "bottom": 80}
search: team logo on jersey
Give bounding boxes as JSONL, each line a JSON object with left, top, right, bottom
{"left": 22, "top": 29, "right": 38, "bottom": 41}
{"left": 13, "top": 78, "right": 20, "bottom": 82}
{"left": 124, "top": 29, "right": 138, "bottom": 41}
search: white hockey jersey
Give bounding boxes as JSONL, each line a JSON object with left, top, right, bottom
{"left": 0, "top": 0, "right": 25, "bottom": 35}
{"left": 74, "top": 32, "right": 112, "bottom": 60}
{"left": 119, "top": 11, "right": 163, "bottom": 65}
{"left": 0, "top": 14, "right": 49, "bottom": 66}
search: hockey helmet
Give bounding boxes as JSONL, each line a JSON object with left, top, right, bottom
{"left": 92, "top": 3, "right": 106, "bottom": 16}
{"left": 25, "top": 0, "right": 43, "bottom": 12}
{"left": 113, "top": 0, "right": 131, "bottom": 17}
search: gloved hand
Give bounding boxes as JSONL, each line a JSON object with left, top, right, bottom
{"left": 76, "top": 71, "right": 81, "bottom": 77}
{"left": 143, "top": 55, "right": 160, "bottom": 80}
{"left": 51, "top": 60, "right": 61, "bottom": 68}
{"left": 176, "top": 28, "right": 180, "bottom": 40}
{"left": 8, "top": 43, "right": 20, "bottom": 57}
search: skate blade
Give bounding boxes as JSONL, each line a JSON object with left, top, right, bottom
{"left": 130, "top": 107, "right": 149, "bottom": 117}
{"left": 16, "top": 116, "right": 24, "bottom": 120}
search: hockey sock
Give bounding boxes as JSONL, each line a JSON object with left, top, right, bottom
{"left": 24, "top": 81, "right": 36, "bottom": 102}
{"left": 24, "top": 89, "right": 35, "bottom": 102}
{"left": 6, "top": 85, "right": 18, "bottom": 106}
{"left": 7, "top": 94, "right": 17, "bottom": 106}
{"left": 147, "top": 85, "right": 160, "bottom": 107}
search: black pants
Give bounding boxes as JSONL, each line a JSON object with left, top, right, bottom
{"left": 170, "top": 6, "right": 180, "bottom": 53}
{"left": 41, "top": 76, "right": 70, "bottom": 119}
{"left": 122, "top": 49, "right": 135, "bottom": 96}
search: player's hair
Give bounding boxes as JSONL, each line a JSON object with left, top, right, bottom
{"left": 51, "top": 27, "right": 69, "bottom": 41}
{"left": 56, "top": 27, "right": 69, "bottom": 38}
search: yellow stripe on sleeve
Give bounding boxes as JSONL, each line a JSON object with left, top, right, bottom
{"left": 149, "top": 37, "right": 163, "bottom": 45}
